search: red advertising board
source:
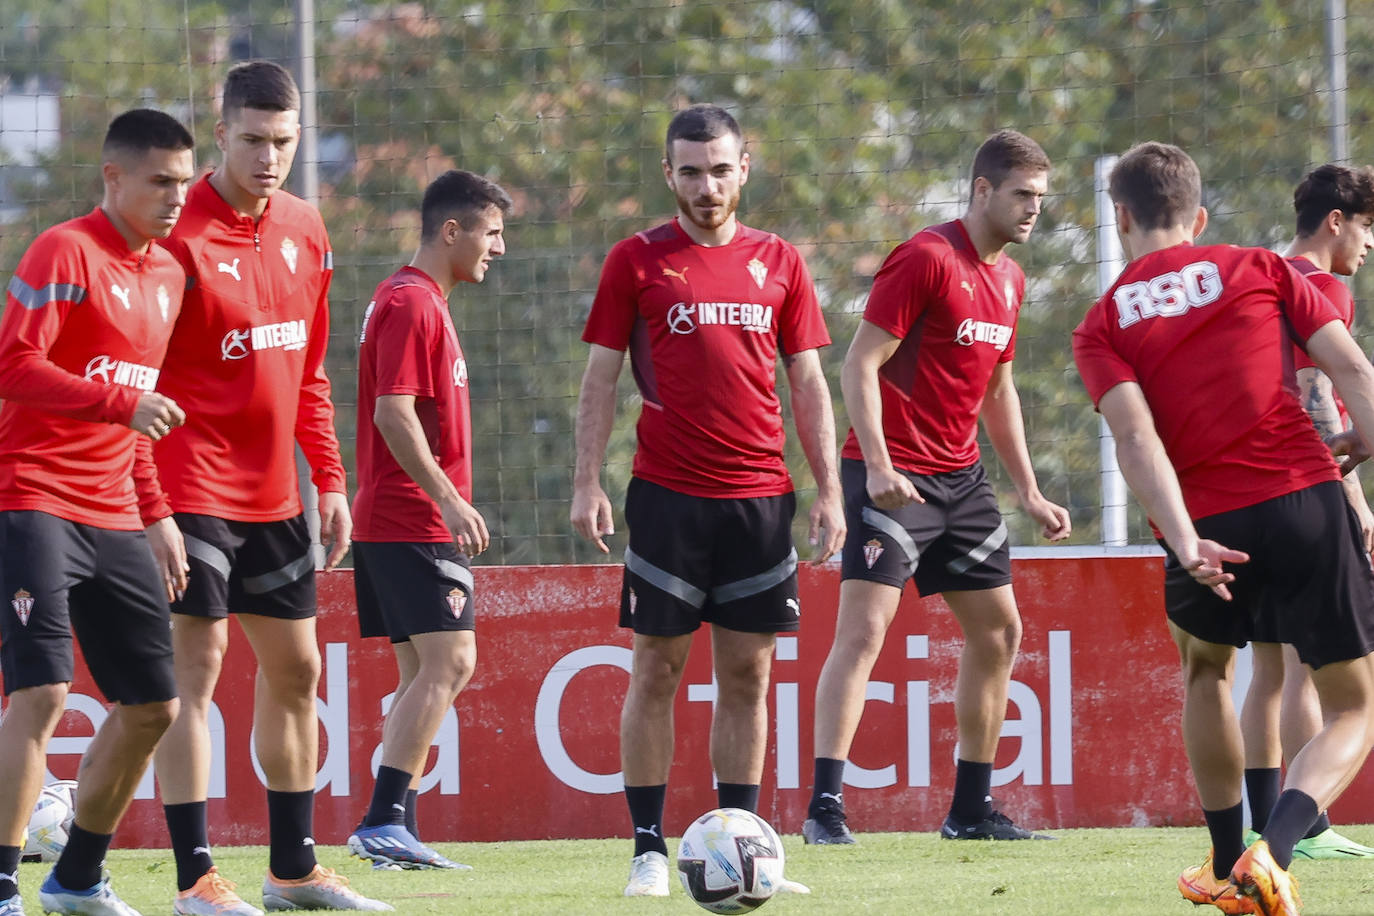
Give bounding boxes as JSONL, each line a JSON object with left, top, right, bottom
{"left": 9, "top": 556, "right": 1374, "bottom": 848}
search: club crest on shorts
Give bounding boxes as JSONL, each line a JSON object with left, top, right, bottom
{"left": 627, "top": 588, "right": 638, "bottom": 616}
{"left": 446, "top": 588, "right": 467, "bottom": 618}
{"left": 11, "top": 588, "right": 34, "bottom": 625}
{"left": 863, "top": 538, "right": 884, "bottom": 569}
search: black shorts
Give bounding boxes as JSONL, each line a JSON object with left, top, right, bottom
{"left": 354, "top": 541, "right": 476, "bottom": 642}
{"left": 839, "top": 458, "right": 1012, "bottom": 596}
{"left": 173, "top": 513, "right": 316, "bottom": 620}
{"left": 0, "top": 511, "right": 175, "bottom": 704}
{"left": 620, "top": 477, "right": 800, "bottom": 636}
{"left": 1164, "top": 481, "right": 1374, "bottom": 670}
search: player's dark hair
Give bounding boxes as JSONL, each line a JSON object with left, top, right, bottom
{"left": 1109, "top": 141, "right": 1201, "bottom": 231}
{"left": 970, "top": 129, "right": 1050, "bottom": 194}
{"left": 420, "top": 169, "right": 514, "bottom": 241}
{"left": 1293, "top": 164, "right": 1374, "bottom": 238}
{"left": 222, "top": 60, "right": 300, "bottom": 118}
{"left": 102, "top": 108, "right": 194, "bottom": 159}
{"left": 664, "top": 104, "right": 742, "bottom": 163}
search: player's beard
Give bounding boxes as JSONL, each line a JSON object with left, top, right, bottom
{"left": 676, "top": 185, "right": 740, "bottom": 233}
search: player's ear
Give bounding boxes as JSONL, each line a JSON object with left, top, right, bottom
{"left": 738, "top": 150, "right": 750, "bottom": 187}
{"left": 101, "top": 159, "right": 122, "bottom": 190}
{"left": 1325, "top": 208, "right": 1344, "bottom": 236}
{"left": 213, "top": 120, "right": 227, "bottom": 153}
{"left": 1191, "top": 206, "right": 1208, "bottom": 240}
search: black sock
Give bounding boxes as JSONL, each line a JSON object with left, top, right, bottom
{"left": 1244, "top": 767, "right": 1281, "bottom": 833}
{"left": 809, "top": 758, "right": 845, "bottom": 814}
{"left": 1203, "top": 803, "right": 1246, "bottom": 880}
{"left": 0, "top": 846, "right": 19, "bottom": 900}
{"left": 363, "top": 766, "right": 413, "bottom": 828}
{"left": 949, "top": 759, "right": 994, "bottom": 823}
{"left": 53, "top": 824, "right": 111, "bottom": 891}
{"left": 267, "top": 789, "right": 317, "bottom": 880}
{"left": 405, "top": 788, "right": 421, "bottom": 841}
{"left": 1304, "top": 811, "right": 1332, "bottom": 839}
{"left": 1262, "top": 789, "right": 1320, "bottom": 870}
{"left": 625, "top": 784, "right": 668, "bottom": 857}
{"left": 717, "top": 783, "right": 759, "bottom": 814}
{"left": 164, "top": 801, "right": 215, "bottom": 891}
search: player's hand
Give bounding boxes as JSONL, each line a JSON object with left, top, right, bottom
{"left": 571, "top": 483, "right": 615, "bottom": 554}
{"left": 442, "top": 496, "right": 490, "bottom": 556}
{"left": 318, "top": 490, "right": 352, "bottom": 570}
{"left": 129, "top": 392, "right": 185, "bottom": 441}
{"left": 1179, "top": 538, "right": 1249, "bottom": 601}
{"left": 145, "top": 515, "right": 189, "bottom": 602}
{"left": 1355, "top": 502, "right": 1374, "bottom": 556}
{"left": 808, "top": 488, "right": 845, "bottom": 564}
{"left": 1024, "top": 492, "right": 1072, "bottom": 541}
{"left": 1328, "top": 429, "right": 1371, "bottom": 476}
{"left": 866, "top": 465, "right": 922, "bottom": 510}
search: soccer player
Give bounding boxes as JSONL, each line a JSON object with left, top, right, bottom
{"left": 571, "top": 104, "right": 844, "bottom": 897}
{"left": 803, "top": 130, "right": 1071, "bottom": 846}
{"left": 1238, "top": 163, "right": 1374, "bottom": 861}
{"left": 1074, "top": 141, "right": 1374, "bottom": 916}
{"left": 146, "top": 62, "right": 389, "bottom": 914}
{"left": 0, "top": 109, "right": 194, "bottom": 916}
{"left": 344, "top": 169, "right": 511, "bottom": 870}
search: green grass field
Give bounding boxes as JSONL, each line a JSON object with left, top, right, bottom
{"left": 16, "top": 827, "right": 1374, "bottom": 915}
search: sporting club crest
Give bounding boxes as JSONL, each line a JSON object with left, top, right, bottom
{"left": 11, "top": 589, "right": 34, "bottom": 626}
{"left": 863, "top": 538, "right": 884, "bottom": 569}
{"left": 446, "top": 588, "right": 467, "bottom": 618}
{"left": 281, "top": 238, "right": 299, "bottom": 275}
{"left": 746, "top": 258, "right": 767, "bottom": 290}
{"left": 156, "top": 284, "right": 171, "bottom": 322}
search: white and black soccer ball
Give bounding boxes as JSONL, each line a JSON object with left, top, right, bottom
{"left": 23, "top": 781, "right": 77, "bottom": 862}
{"left": 676, "top": 807, "right": 785, "bottom": 914}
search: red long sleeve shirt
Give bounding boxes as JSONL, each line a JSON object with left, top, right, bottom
{"left": 154, "top": 176, "right": 345, "bottom": 522}
{"left": 0, "top": 208, "right": 184, "bottom": 529}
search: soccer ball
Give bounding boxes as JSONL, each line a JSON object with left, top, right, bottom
{"left": 23, "top": 781, "right": 76, "bottom": 862}
{"left": 676, "top": 808, "right": 785, "bottom": 914}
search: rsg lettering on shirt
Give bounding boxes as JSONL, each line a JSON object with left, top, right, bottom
{"left": 954, "top": 318, "right": 1013, "bottom": 350}
{"left": 1115, "top": 260, "right": 1223, "bottom": 329}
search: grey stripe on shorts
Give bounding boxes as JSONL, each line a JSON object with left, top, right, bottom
{"left": 241, "top": 552, "right": 314, "bottom": 595}
{"left": 711, "top": 547, "right": 798, "bottom": 604}
{"left": 624, "top": 547, "right": 707, "bottom": 608}
{"left": 183, "top": 533, "right": 232, "bottom": 582}
{"left": 946, "top": 519, "right": 1008, "bottom": 575}
{"left": 436, "top": 557, "right": 475, "bottom": 593}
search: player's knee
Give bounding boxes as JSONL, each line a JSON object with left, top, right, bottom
{"left": 118, "top": 698, "right": 178, "bottom": 741}
{"left": 262, "top": 655, "right": 321, "bottom": 701}
{"left": 7, "top": 682, "right": 69, "bottom": 730}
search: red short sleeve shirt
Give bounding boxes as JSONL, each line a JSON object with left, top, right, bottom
{"left": 352, "top": 267, "right": 471, "bottom": 542}
{"left": 583, "top": 219, "right": 830, "bottom": 498}
{"left": 1073, "top": 243, "right": 1341, "bottom": 520}
{"left": 840, "top": 220, "right": 1025, "bottom": 474}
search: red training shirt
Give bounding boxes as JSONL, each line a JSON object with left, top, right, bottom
{"left": 155, "top": 176, "right": 345, "bottom": 522}
{"left": 353, "top": 266, "right": 472, "bottom": 543}
{"left": 1073, "top": 242, "right": 1342, "bottom": 521}
{"left": 841, "top": 220, "right": 1024, "bottom": 475}
{"left": 0, "top": 208, "right": 184, "bottom": 530}
{"left": 583, "top": 219, "right": 830, "bottom": 498}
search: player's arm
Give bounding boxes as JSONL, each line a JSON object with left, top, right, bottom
{"left": 840, "top": 319, "right": 921, "bottom": 510}
{"left": 571, "top": 343, "right": 624, "bottom": 553}
{"left": 1097, "top": 381, "right": 1248, "bottom": 598}
{"left": 1296, "top": 365, "right": 1374, "bottom": 551}
{"left": 374, "top": 393, "right": 489, "bottom": 556}
{"left": 292, "top": 270, "right": 351, "bottom": 569}
{"left": 0, "top": 286, "right": 181, "bottom": 433}
{"left": 1307, "top": 320, "right": 1374, "bottom": 475}
{"left": 783, "top": 347, "right": 844, "bottom": 563}
{"left": 981, "top": 361, "right": 1070, "bottom": 541}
